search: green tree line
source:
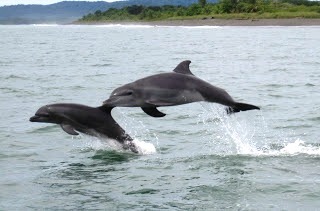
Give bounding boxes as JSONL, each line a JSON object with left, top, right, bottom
{"left": 79, "top": 0, "right": 320, "bottom": 21}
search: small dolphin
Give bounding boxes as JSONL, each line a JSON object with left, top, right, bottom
{"left": 103, "top": 60, "right": 260, "bottom": 117}
{"left": 30, "top": 103, "right": 137, "bottom": 153}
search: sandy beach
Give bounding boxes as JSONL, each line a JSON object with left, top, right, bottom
{"left": 76, "top": 18, "right": 320, "bottom": 26}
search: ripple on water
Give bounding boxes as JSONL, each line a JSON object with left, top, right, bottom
{"left": 2, "top": 74, "right": 28, "bottom": 80}
{"left": 90, "top": 150, "right": 137, "bottom": 164}
{"left": 91, "top": 63, "right": 112, "bottom": 67}
{"left": 125, "top": 188, "right": 160, "bottom": 195}
{"left": 305, "top": 83, "right": 316, "bottom": 87}
{"left": 308, "top": 116, "right": 320, "bottom": 122}
{"left": 0, "top": 87, "right": 36, "bottom": 96}
{"left": 28, "top": 125, "right": 59, "bottom": 134}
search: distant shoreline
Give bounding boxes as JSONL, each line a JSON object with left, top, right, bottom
{"left": 74, "top": 18, "right": 320, "bottom": 26}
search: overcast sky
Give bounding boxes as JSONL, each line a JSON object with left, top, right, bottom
{"left": 0, "top": 0, "right": 119, "bottom": 7}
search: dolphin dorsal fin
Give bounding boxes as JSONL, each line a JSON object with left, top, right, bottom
{"left": 60, "top": 124, "right": 79, "bottom": 135}
{"left": 173, "top": 60, "right": 194, "bottom": 76}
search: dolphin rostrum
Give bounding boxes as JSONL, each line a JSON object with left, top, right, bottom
{"left": 103, "top": 60, "right": 260, "bottom": 117}
{"left": 30, "top": 103, "right": 137, "bottom": 153}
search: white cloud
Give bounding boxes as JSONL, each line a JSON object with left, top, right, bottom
{"left": 0, "top": 0, "right": 119, "bottom": 7}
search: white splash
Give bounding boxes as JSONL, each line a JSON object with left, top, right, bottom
{"left": 200, "top": 104, "right": 320, "bottom": 157}
{"left": 80, "top": 136, "right": 123, "bottom": 151}
{"left": 235, "top": 139, "right": 320, "bottom": 156}
{"left": 132, "top": 139, "right": 156, "bottom": 155}
{"left": 278, "top": 139, "right": 320, "bottom": 156}
{"left": 76, "top": 136, "right": 156, "bottom": 155}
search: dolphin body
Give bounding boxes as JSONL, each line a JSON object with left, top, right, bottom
{"left": 30, "top": 103, "right": 138, "bottom": 153}
{"left": 103, "top": 60, "right": 260, "bottom": 117}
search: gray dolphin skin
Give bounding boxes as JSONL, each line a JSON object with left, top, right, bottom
{"left": 30, "top": 103, "right": 137, "bottom": 153}
{"left": 103, "top": 60, "right": 260, "bottom": 117}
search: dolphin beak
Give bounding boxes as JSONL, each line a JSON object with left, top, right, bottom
{"left": 103, "top": 97, "right": 116, "bottom": 106}
{"left": 29, "top": 115, "right": 39, "bottom": 122}
{"left": 102, "top": 99, "right": 109, "bottom": 105}
{"left": 30, "top": 113, "right": 50, "bottom": 122}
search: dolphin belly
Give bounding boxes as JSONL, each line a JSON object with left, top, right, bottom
{"left": 143, "top": 89, "right": 204, "bottom": 107}
{"left": 160, "top": 90, "right": 204, "bottom": 106}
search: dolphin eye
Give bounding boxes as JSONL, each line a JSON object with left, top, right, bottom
{"left": 126, "top": 91, "right": 133, "bottom": 95}
{"left": 115, "top": 90, "right": 133, "bottom": 96}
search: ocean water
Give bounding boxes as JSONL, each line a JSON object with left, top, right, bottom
{"left": 0, "top": 24, "right": 320, "bottom": 210}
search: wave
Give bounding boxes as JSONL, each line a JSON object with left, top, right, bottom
{"left": 94, "top": 24, "right": 154, "bottom": 28}
{"left": 91, "top": 24, "right": 222, "bottom": 29}
{"left": 31, "top": 24, "right": 59, "bottom": 27}
{"left": 177, "top": 25, "right": 221, "bottom": 29}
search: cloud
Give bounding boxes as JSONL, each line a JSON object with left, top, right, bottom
{"left": 0, "top": 0, "right": 118, "bottom": 7}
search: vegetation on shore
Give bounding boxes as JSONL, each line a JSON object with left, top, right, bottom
{"left": 79, "top": 0, "right": 320, "bottom": 22}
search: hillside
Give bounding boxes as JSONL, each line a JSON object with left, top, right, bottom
{"left": 79, "top": 0, "right": 320, "bottom": 22}
{"left": 0, "top": 0, "right": 217, "bottom": 24}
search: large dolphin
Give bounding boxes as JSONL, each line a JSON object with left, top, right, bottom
{"left": 30, "top": 103, "right": 137, "bottom": 153}
{"left": 103, "top": 60, "right": 260, "bottom": 117}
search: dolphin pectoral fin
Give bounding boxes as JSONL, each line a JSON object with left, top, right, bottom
{"left": 141, "top": 107, "right": 166, "bottom": 118}
{"left": 60, "top": 124, "right": 79, "bottom": 135}
{"left": 173, "top": 60, "right": 194, "bottom": 76}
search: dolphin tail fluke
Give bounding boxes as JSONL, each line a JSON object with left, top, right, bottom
{"left": 226, "top": 102, "right": 260, "bottom": 114}
{"left": 123, "top": 141, "right": 139, "bottom": 153}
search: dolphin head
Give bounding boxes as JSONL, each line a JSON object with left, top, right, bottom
{"left": 29, "top": 105, "right": 62, "bottom": 124}
{"left": 103, "top": 84, "right": 143, "bottom": 107}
